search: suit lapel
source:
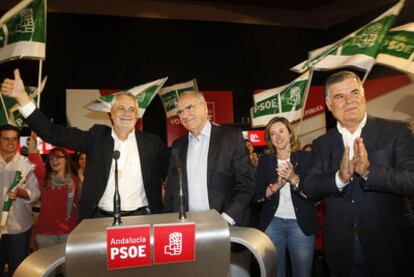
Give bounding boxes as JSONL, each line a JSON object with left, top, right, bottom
{"left": 103, "top": 130, "right": 115, "bottom": 183}
{"left": 360, "top": 116, "right": 378, "bottom": 155}
{"left": 136, "top": 132, "right": 147, "bottom": 184}
{"left": 207, "top": 125, "right": 220, "bottom": 187}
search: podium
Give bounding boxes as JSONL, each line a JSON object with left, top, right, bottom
{"left": 14, "top": 210, "right": 277, "bottom": 276}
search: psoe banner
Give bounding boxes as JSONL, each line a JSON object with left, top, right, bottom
{"left": 106, "top": 225, "right": 151, "bottom": 270}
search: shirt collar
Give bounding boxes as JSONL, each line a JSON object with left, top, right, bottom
{"left": 111, "top": 128, "right": 136, "bottom": 144}
{"left": 188, "top": 121, "right": 211, "bottom": 141}
{"left": 336, "top": 113, "right": 367, "bottom": 136}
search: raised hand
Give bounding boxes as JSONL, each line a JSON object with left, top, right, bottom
{"left": 339, "top": 145, "right": 354, "bottom": 183}
{"left": 353, "top": 138, "right": 370, "bottom": 176}
{"left": 1, "top": 69, "right": 31, "bottom": 105}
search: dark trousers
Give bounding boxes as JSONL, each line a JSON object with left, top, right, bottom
{"left": 0, "top": 228, "right": 32, "bottom": 277}
{"left": 330, "top": 234, "right": 371, "bottom": 277}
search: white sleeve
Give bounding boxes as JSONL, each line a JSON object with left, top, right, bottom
{"left": 18, "top": 102, "right": 36, "bottom": 118}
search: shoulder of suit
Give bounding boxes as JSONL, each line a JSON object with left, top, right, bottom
{"left": 212, "top": 125, "right": 242, "bottom": 136}
{"left": 367, "top": 116, "right": 408, "bottom": 129}
{"left": 135, "top": 131, "right": 163, "bottom": 144}
{"left": 89, "top": 124, "right": 111, "bottom": 134}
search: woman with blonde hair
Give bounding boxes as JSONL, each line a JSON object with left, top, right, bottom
{"left": 254, "top": 117, "right": 319, "bottom": 277}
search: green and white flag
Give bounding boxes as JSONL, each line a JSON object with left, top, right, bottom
{"left": 86, "top": 77, "right": 168, "bottom": 118}
{"left": 376, "top": 23, "right": 414, "bottom": 74}
{"left": 291, "top": 0, "right": 404, "bottom": 73}
{"left": 251, "top": 72, "right": 310, "bottom": 127}
{"left": 0, "top": 0, "right": 46, "bottom": 63}
{"left": 0, "top": 76, "right": 47, "bottom": 128}
{"left": 158, "top": 79, "right": 198, "bottom": 118}
{"left": 0, "top": 158, "right": 34, "bottom": 237}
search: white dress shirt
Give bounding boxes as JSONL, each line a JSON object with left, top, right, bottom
{"left": 98, "top": 129, "right": 148, "bottom": 211}
{"left": 187, "top": 121, "right": 211, "bottom": 212}
{"left": 335, "top": 113, "right": 367, "bottom": 190}
{"left": 0, "top": 153, "right": 40, "bottom": 234}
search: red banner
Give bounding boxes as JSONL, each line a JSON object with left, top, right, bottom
{"left": 153, "top": 223, "right": 196, "bottom": 265}
{"left": 106, "top": 225, "right": 151, "bottom": 270}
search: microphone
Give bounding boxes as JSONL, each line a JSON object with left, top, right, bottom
{"left": 172, "top": 149, "right": 186, "bottom": 221}
{"left": 112, "top": 150, "right": 122, "bottom": 226}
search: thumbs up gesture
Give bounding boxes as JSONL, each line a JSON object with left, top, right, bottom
{"left": 1, "top": 69, "right": 31, "bottom": 105}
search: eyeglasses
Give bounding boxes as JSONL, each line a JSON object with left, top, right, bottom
{"left": 0, "top": 137, "right": 18, "bottom": 142}
{"left": 48, "top": 155, "right": 65, "bottom": 161}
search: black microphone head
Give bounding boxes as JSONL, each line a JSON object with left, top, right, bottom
{"left": 113, "top": 150, "right": 120, "bottom": 160}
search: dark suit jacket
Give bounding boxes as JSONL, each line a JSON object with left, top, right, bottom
{"left": 26, "top": 109, "right": 168, "bottom": 221}
{"left": 164, "top": 124, "right": 256, "bottom": 226}
{"left": 254, "top": 152, "right": 320, "bottom": 235}
{"left": 304, "top": 116, "right": 414, "bottom": 277}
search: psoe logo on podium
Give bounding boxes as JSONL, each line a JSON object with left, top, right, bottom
{"left": 106, "top": 225, "right": 151, "bottom": 270}
{"left": 153, "top": 222, "right": 196, "bottom": 264}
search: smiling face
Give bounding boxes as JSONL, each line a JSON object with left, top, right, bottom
{"left": 110, "top": 94, "right": 138, "bottom": 133}
{"left": 177, "top": 92, "right": 209, "bottom": 136}
{"left": 325, "top": 77, "right": 366, "bottom": 132}
{"left": 269, "top": 122, "right": 291, "bottom": 152}
{"left": 49, "top": 150, "right": 67, "bottom": 174}
{"left": 0, "top": 129, "right": 19, "bottom": 156}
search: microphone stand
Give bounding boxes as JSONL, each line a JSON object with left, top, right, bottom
{"left": 113, "top": 151, "right": 122, "bottom": 226}
{"left": 174, "top": 150, "right": 187, "bottom": 221}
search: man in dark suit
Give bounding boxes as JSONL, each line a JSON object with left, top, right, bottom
{"left": 164, "top": 91, "right": 255, "bottom": 226}
{"left": 304, "top": 71, "right": 414, "bottom": 277}
{"left": 1, "top": 69, "right": 167, "bottom": 221}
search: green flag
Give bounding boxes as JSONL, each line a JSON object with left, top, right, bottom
{"left": 251, "top": 72, "right": 310, "bottom": 128}
{"left": 158, "top": 79, "right": 198, "bottom": 118}
{"left": 376, "top": 23, "right": 414, "bottom": 74}
{"left": 0, "top": 0, "right": 46, "bottom": 63}
{"left": 291, "top": 0, "right": 404, "bottom": 73}
{"left": 0, "top": 76, "right": 46, "bottom": 128}
{"left": 86, "top": 77, "right": 168, "bottom": 118}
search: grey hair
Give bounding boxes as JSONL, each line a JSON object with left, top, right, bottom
{"left": 324, "top": 71, "right": 364, "bottom": 98}
{"left": 177, "top": 90, "right": 206, "bottom": 104}
{"left": 112, "top": 92, "right": 138, "bottom": 108}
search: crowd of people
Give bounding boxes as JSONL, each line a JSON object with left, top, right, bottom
{"left": 0, "top": 69, "right": 413, "bottom": 277}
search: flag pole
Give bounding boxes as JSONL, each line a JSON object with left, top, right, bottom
{"left": 361, "top": 65, "right": 373, "bottom": 84}
{"left": 36, "top": 60, "right": 43, "bottom": 108}
{"left": 0, "top": 94, "right": 11, "bottom": 123}
{"left": 296, "top": 69, "right": 313, "bottom": 137}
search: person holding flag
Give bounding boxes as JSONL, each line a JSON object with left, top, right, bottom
{"left": 1, "top": 69, "right": 168, "bottom": 222}
{"left": 0, "top": 124, "right": 40, "bottom": 276}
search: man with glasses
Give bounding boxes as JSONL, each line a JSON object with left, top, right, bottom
{"left": 0, "top": 124, "right": 40, "bottom": 276}
{"left": 164, "top": 91, "right": 255, "bottom": 226}
{"left": 1, "top": 69, "right": 167, "bottom": 222}
{"left": 303, "top": 71, "right": 414, "bottom": 277}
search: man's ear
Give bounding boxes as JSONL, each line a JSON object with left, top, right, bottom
{"left": 325, "top": 97, "right": 332, "bottom": 112}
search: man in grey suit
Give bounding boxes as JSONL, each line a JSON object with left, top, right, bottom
{"left": 304, "top": 71, "right": 414, "bottom": 277}
{"left": 164, "top": 91, "right": 255, "bottom": 226}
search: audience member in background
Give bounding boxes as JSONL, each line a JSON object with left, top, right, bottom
{"left": 28, "top": 133, "right": 79, "bottom": 249}
{"left": 0, "top": 124, "right": 40, "bottom": 276}
{"left": 302, "top": 144, "right": 312, "bottom": 152}
{"left": 254, "top": 117, "right": 319, "bottom": 277}
{"left": 76, "top": 152, "right": 86, "bottom": 197}
{"left": 304, "top": 70, "right": 414, "bottom": 277}
{"left": 245, "top": 139, "right": 259, "bottom": 168}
